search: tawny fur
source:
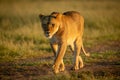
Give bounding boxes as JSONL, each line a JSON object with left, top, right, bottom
{"left": 39, "top": 11, "right": 90, "bottom": 74}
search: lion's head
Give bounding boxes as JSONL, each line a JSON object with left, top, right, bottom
{"left": 39, "top": 12, "right": 62, "bottom": 38}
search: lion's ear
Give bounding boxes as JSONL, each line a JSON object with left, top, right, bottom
{"left": 51, "top": 12, "right": 59, "bottom": 15}
{"left": 39, "top": 14, "right": 44, "bottom": 21}
{"left": 50, "top": 12, "right": 59, "bottom": 18}
{"left": 57, "top": 13, "right": 62, "bottom": 20}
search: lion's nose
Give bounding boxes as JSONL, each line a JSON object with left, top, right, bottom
{"left": 45, "top": 33, "right": 50, "bottom": 37}
{"left": 46, "top": 31, "right": 50, "bottom": 34}
{"left": 45, "top": 31, "right": 50, "bottom": 37}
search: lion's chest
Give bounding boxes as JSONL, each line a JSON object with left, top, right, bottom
{"left": 50, "top": 36, "right": 75, "bottom": 46}
{"left": 50, "top": 36, "right": 59, "bottom": 44}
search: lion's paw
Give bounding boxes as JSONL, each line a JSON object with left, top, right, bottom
{"left": 52, "top": 65, "right": 59, "bottom": 74}
{"left": 59, "top": 66, "right": 65, "bottom": 72}
{"left": 79, "top": 64, "right": 84, "bottom": 68}
{"left": 72, "top": 66, "right": 79, "bottom": 71}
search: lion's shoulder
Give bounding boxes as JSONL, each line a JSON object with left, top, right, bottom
{"left": 62, "top": 11, "right": 83, "bottom": 23}
{"left": 63, "top": 11, "right": 80, "bottom": 15}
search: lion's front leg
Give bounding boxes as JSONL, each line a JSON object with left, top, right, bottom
{"left": 59, "top": 59, "right": 65, "bottom": 72}
{"left": 50, "top": 43, "right": 58, "bottom": 57}
{"left": 53, "top": 43, "right": 67, "bottom": 74}
{"left": 52, "top": 59, "right": 65, "bottom": 73}
{"left": 50, "top": 43, "right": 65, "bottom": 72}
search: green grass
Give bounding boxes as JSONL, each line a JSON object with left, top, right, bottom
{"left": 0, "top": 0, "right": 120, "bottom": 80}
{"left": 0, "top": 0, "right": 119, "bottom": 61}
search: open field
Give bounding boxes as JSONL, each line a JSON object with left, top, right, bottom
{"left": 0, "top": 0, "right": 120, "bottom": 80}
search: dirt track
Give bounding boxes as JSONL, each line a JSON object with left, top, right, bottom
{"left": 0, "top": 40, "right": 120, "bottom": 80}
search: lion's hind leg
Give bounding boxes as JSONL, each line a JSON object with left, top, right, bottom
{"left": 73, "top": 38, "right": 84, "bottom": 70}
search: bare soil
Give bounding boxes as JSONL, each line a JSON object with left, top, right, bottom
{"left": 0, "top": 40, "right": 120, "bottom": 80}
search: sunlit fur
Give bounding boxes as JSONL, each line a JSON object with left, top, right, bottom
{"left": 39, "top": 11, "right": 90, "bottom": 74}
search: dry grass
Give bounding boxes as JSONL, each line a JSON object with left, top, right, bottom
{"left": 0, "top": 0, "right": 120, "bottom": 79}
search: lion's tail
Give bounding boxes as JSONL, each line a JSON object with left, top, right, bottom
{"left": 81, "top": 41, "right": 90, "bottom": 57}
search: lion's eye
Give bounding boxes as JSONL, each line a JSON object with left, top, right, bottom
{"left": 49, "top": 23, "right": 55, "bottom": 27}
{"left": 52, "top": 24, "right": 55, "bottom": 27}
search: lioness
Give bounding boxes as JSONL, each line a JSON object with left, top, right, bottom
{"left": 39, "top": 11, "right": 90, "bottom": 73}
